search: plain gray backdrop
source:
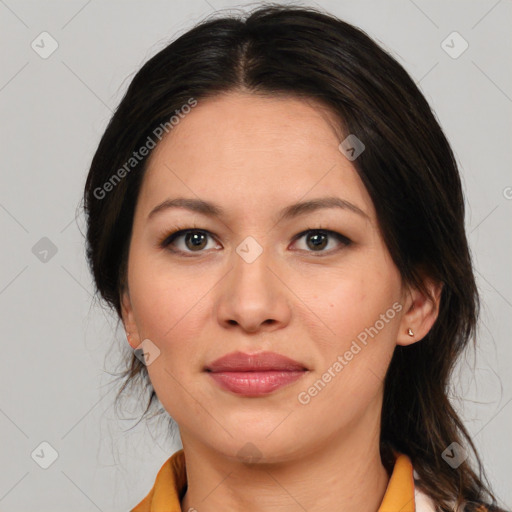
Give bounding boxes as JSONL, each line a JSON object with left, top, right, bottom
{"left": 0, "top": 0, "right": 511, "bottom": 510}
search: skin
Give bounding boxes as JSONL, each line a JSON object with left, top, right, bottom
{"left": 121, "top": 91, "right": 442, "bottom": 512}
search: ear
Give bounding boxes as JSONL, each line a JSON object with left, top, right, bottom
{"left": 121, "top": 288, "right": 141, "bottom": 350}
{"left": 397, "top": 276, "right": 443, "bottom": 347}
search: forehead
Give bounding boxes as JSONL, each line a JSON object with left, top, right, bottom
{"left": 139, "top": 92, "right": 374, "bottom": 222}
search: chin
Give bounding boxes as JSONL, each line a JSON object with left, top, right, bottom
{"left": 206, "top": 430, "right": 306, "bottom": 465}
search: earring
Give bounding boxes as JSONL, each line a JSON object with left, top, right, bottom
{"left": 407, "top": 328, "right": 414, "bottom": 337}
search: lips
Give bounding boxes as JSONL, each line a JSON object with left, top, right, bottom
{"left": 205, "top": 351, "right": 308, "bottom": 372}
{"left": 205, "top": 351, "right": 308, "bottom": 396}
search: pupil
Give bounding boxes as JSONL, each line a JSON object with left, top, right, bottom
{"left": 308, "top": 232, "right": 327, "bottom": 250}
{"left": 187, "top": 232, "right": 206, "bottom": 250}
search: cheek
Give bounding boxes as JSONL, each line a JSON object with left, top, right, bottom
{"left": 300, "top": 262, "right": 399, "bottom": 343}
{"left": 127, "top": 256, "right": 212, "bottom": 422}
{"left": 299, "top": 262, "right": 401, "bottom": 390}
{"left": 128, "top": 246, "right": 210, "bottom": 341}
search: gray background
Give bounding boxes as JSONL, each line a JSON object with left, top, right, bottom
{"left": 0, "top": 0, "right": 511, "bottom": 510}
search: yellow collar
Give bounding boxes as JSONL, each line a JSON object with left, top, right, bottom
{"left": 131, "top": 449, "right": 417, "bottom": 512}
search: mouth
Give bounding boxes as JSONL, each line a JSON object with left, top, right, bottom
{"left": 204, "top": 351, "right": 309, "bottom": 397}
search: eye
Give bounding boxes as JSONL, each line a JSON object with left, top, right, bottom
{"left": 159, "top": 227, "right": 351, "bottom": 256}
{"left": 291, "top": 229, "right": 351, "bottom": 255}
{"left": 160, "top": 228, "right": 220, "bottom": 255}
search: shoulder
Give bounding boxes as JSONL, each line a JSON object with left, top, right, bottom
{"left": 412, "top": 468, "right": 509, "bottom": 512}
{"left": 414, "top": 488, "right": 509, "bottom": 512}
{"left": 462, "top": 504, "right": 510, "bottom": 512}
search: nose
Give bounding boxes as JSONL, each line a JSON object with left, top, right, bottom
{"left": 215, "top": 242, "right": 292, "bottom": 334}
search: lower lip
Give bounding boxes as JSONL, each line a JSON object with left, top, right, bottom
{"left": 207, "top": 370, "right": 306, "bottom": 396}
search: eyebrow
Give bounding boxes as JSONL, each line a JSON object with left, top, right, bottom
{"left": 147, "top": 196, "right": 369, "bottom": 223}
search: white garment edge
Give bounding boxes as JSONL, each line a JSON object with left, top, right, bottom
{"left": 415, "top": 485, "right": 438, "bottom": 512}
{"left": 414, "top": 469, "right": 438, "bottom": 512}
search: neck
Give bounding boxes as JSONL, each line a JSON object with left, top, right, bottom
{"left": 179, "top": 406, "right": 390, "bottom": 512}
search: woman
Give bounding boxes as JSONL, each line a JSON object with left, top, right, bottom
{"left": 83, "top": 4, "right": 507, "bottom": 512}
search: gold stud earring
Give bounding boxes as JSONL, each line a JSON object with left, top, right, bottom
{"left": 407, "top": 328, "right": 414, "bottom": 337}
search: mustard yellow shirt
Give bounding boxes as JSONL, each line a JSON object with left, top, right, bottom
{"left": 131, "top": 449, "right": 430, "bottom": 512}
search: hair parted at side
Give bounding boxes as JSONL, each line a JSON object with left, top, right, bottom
{"left": 83, "top": 4, "right": 505, "bottom": 511}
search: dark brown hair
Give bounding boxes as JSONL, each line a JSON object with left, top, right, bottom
{"left": 83, "top": 4, "right": 505, "bottom": 511}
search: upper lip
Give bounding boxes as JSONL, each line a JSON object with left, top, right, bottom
{"left": 205, "top": 351, "right": 308, "bottom": 372}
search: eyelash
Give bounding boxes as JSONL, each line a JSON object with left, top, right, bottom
{"left": 157, "top": 224, "right": 352, "bottom": 257}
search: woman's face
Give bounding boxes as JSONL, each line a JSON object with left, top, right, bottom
{"left": 122, "top": 92, "right": 421, "bottom": 461}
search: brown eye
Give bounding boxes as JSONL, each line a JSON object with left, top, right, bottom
{"left": 305, "top": 232, "right": 328, "bottom": 250}
{"left": 162, "top": 229, "right": 219, "bottom": 254}
{"left": 184, "top": 231, "right": 208, "bottom": 251}
{"left": 292, "top": 229, "right": 351, "bottom": 254}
